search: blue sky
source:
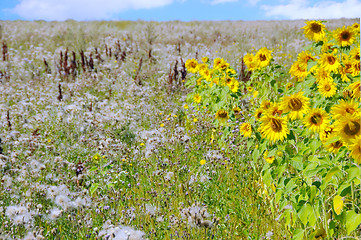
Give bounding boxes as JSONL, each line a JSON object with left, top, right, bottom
{"left": 0, "top": 0, "right": 360, "bottom": 21}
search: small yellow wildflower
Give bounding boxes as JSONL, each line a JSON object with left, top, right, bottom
{"left": 193, "top": 118, "right": 198, "bottom": 122}
{"left": 160, "top": 123, "right": 165, "bottom": 127}
{"left": 253, "top": 90, "right": 259, "bottom": 98}
{"left": 200, "top": 159, "right": 206, "bottom": 165}
{"left": 194, "top": 94, "right": 202, "bottom": 104}
{"left": 184, "top": 104, "right": 189, "bottom": 109}
{"left": 265, "top": 156, "right": 275, "bottom": 164}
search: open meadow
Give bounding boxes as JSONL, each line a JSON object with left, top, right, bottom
{"left": 0, "top": 18, "right": 360, "bottom": 239}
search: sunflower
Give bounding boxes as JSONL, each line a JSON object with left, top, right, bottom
{"left": 255, "top": 47, "right": 272, "bottom": 68}
{"left": 197, "top": 63, "right": 208, "bottom": 73}
{"left": 331, "top": 99, "right": 360, "bottom": 120}
{"left": 318, "top": 79, "right": 337, "bottom": 98}
{"left": 202, "top": 57, "right": 209, "bottom": 63}
{"left": 259, "top": 115, "right": 289, "bottom": 142}
{"left": 320, "top": 125, "right": 335, "bottom": 143}
{"left": 233, "top": 106, "right": 242, "bottom": 117}
{"left": 247, "top": 59, "right": 260, "bottom": 72}
{"left": 228, "top": 80, "right": 240, "bottom": 93}
{"left": 350, "top": 47, "right": 360, "bottom": 62}
{"left": 185, "top": 59, "right": 198, "bottom": 73}
{"left": 320, "top": 125, "right": 345, "bottom": 153}
{"left": 351, "top": 22, "right": 360, "bottom": 34}
{"left": 213, "top": 58, "right": 229, "bottom": 71}
{"left": 263, "top": 151, "right": 275, "bottom": 164}
{"left": 280, "top": 91, "right": 310, "bottom": 120}
{"left": 210, "top": 77, "right": 219, "bottom": 86}
{"left": 289, "top": 60, "right": 308, "bottom": 81}
{"left": 319, "top": 52, "right": 341, "bottom": 73}
{"left": 224, "top": 76, "right": 234, "bottom": 86}
{"left": 213, "top": 58, "right": 223, "bottom": 69}
{"left": 349, "top": 135, "right": 361, "bottom": 164}
{"left": 227, "top": 68, "right": 236, "bottom": 75}
{"left": 321, "top": 41, "right": 337, "bottom": 53}
{"left": 350, "top": 60, "right": 360, "bottom": 77}
{"left": 302, "top": 20, "right": 326, "bottom": 42}
{"left": 349, "top": 81, "right": 360, "bottom": 99}
{"left": 325, "top": 139, "right": 344, "bottom": 153}
{"left": 334, "top": 113, "right": 360, "bottom": 144}
{"left": 265, "top": 102, "right": 282, "bottom": 117}
{"left": 338, "top": 59, "right": 353, "bottom": 82}
{"left": 215, "top": 109, "right": 229, "bottom": 123}
{"left": 315, "top": 66, "right": 333, "bottom": 83}
{"left": 240, "top": 122, "right": 252, "bottom": 137}
{"left": 297, "top": 50, "right": 315, "bottom": 68}
{"left": 244, "top": 53, "right": 255, "bottom": 67}
{"left": 261, "top": 100, "right": 272, "bottom": 110}
{"left": 304, "top": 108, "right": 330, "bottom": 132}
{"left": 193, "top": 94, "right": 202, "bottom": 104}
{"left": 333, "top": 26, "right": 356, "bottom": 47}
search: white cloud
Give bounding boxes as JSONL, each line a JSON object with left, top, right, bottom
{"left": 10, "top": 0, "right": 174, "bottom": 21}
{"left": 209, "top": 0, "right": 260, "bottom": 5}
{"left": 261, "top": 0, "right": 361, "bottom": 19}
{"left": 211, "top": 0, "right": 238, "bottom": 4}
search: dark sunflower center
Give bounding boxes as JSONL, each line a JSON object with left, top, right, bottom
{"left": 270, "top": 118, "right": 282, "bottom": 132}
{"left": 343, "top": 89, "right": 352, "bottom": 98}
{"left": 257, "top": 111, "right": 262, "bottom": 119}
{"left": 327, "top": 56, "right": 336, "bottom": 65}
{"left": 218, "top": 111, "right": 228, "bottom": 119}
{"left": 324, "top": 84, "right": 331, "bottom": 91}
{"left": 343, "top": 121, "right": 360, "bottom": 136}
{"left": 303, "top": 56, "right": 311, "bottom": 63}
{"left": 226, "top": 78, "right": 232, "bottom": 84}
{"left": 311, "top": 113, "right": 322, "bottom": 125}
{"left": 272, "top": 109, "right": 282, "bottom": 116}
{"left": 324, "top": 127, "right": 333, "bottom": 138}
{"left": 355, "top": 53, "right": 360, "bottom": 61}
{"left": 298, "top": 64, "right": 307, "bottom": 72}
{"left": 341, "top": 31, "right": 351, "bottom": 41}
{"left": 354, "top": 62, "right": 360, "bottom": 71}
{"left": 289, "top": 98, "right": 303, "bottom": 111}
{"left": 346, "top": 108, "right": 355, "bottom": 114}
{"left": 259, "top": 54, "right": 267, "bottom": 61}
{"left": 345, "top": 63, "right": 352, "bottom": 71}
{"left": 332, "top": 140, "right": 343, "bottom": 148}
{"left": 311, "top": 23, "right": 322, "bottom": 33}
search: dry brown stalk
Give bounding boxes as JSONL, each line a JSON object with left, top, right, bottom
{"left": 57, "top": 83, "right": 63, "bottom": 101}
{"left": 134, "top": 57, "right": 143, "bottom": 86}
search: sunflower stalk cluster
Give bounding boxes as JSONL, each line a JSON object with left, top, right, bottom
{"left": 185, "top": 20, "right": 360, "bottom": 238}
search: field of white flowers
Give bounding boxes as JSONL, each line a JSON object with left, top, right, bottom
{"left": 0, "top": 18, "right": 359, "bottom": 239}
